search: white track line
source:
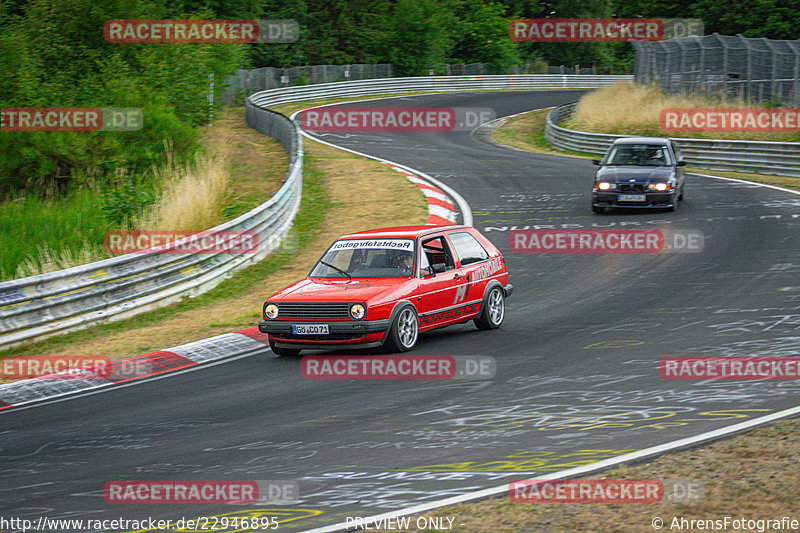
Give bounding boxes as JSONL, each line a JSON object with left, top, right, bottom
{"left": 303, "top": 107, "right": 800, "bottom": 533}
{"left": 690, "top": 172, "right": 800, "bottom": 196}
{"left": 305, "top": 404, "right": 800, "bottom": 533}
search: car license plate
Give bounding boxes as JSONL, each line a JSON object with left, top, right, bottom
{"left": 292, "top": 324, "right": 329, "bottom": 335}
{"left": 618, "top": 194, "right": 646, "bottom": 202}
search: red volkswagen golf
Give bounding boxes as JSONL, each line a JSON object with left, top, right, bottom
{"left": 258, "top": 225, "right": 513, "bottom": 355}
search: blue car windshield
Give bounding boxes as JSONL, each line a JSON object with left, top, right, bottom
{"left": 309, "top": 239, "right": 416, "bottom": 278}
{"left": 605, "top": 144, "right": 673, "bottom": 166}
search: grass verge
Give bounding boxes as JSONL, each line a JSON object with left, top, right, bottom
{"left": 489, "top": 108, "right": 594, "bottom": 159}
{"left": 567, "top": 82, "right": 800, "bottom": 142}
{"left": 0, "top": 189, "right": 110, "bottom": 279}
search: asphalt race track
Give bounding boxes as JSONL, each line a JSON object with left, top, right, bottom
{"left": 3, "top": 90, "right": 800, "bottom": 532}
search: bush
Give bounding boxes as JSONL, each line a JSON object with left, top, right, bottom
{"left": 101, "top": 175, "right": 155, "bottom": 229}
{"left": 0, "top": 0, "right": 245, "bottom": 198}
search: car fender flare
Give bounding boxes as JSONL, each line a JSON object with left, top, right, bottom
{"left": 475, "top": 280, "right": 504, "bottom": 320}
{"left": 380, "top": 300, "right": 418, "bottom": 344}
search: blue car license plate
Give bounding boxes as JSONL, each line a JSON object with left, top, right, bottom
{"left": 618, "top": 194, "right": 646, "bottom": 202}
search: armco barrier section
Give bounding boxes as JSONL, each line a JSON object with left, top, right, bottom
{"left": 0, "top": 74, "right": 630, "bottom": 350}
{"left": 247, "top": 74, "right": 632, "bottom": 108}
{"left": 545, "top": 102, "right": 800, "bottom": 177}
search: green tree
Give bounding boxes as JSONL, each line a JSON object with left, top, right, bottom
{"left": 387, "top": 0, "right": 453, "bottom": 75}
{"left": 0, "top": 0, "right": 246, "bottom": 196}
{"left": 446, "top": 0, "right": 522, "bottom": 73}
{"left": 689, "top": 0, "right": 800, "bottom": 39}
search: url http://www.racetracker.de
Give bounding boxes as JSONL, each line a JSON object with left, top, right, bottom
{"left": 0, "top": 515, "right": 281, "bottom": 531}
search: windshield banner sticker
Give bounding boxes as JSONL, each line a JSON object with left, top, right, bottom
{"left": 330, "top": 239, "right": 414, "bottom": 251}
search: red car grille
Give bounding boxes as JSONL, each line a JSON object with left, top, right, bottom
{"left": 276, "top": 302, "right": 352, "bottom": 319}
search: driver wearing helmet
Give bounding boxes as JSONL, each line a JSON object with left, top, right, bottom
{"left": 646, "top": 147, "right": 666, "bottom": 164}
{"left": 393, "top": 250, "right": 414, "bottom": 273}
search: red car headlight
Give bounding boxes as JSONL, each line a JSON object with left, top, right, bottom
{"left": 349, "top": 303, "right": 366, "bottom": 320}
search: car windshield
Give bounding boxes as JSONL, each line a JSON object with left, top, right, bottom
{"left": 605, "top": 144, "right": 673, "bottom": 166}
{"left": 309, "top": 238, "right": 416, "bottom": 278}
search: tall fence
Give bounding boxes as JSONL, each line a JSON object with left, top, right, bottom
{"left": 223, "top": 64, "right": 394, "bottom": 104}
{"left": 633, "top": 34, "right": 800, "bottom": 106}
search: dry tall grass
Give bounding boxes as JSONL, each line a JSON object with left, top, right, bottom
{"left": 12, "top": 241, "right": 108, "bottom": 279}
{"left": 566, "top": 82, "right": 799, "bottom": 141}
{"left": 137, "top": 142, "right": 230, "bottom": 232}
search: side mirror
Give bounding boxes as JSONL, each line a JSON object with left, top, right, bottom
{"left": 676, "top": 160, "right": 687, "bottom": 167}
{"left": 592, "top": 159, "right": 601, "bottom": 166}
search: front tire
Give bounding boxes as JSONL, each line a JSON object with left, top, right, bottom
{"left": 269, "top": 337, "right": 301, "bottom": 357}
{"left": 668, "top": 196, "right": 678, "bottom": 211}
{"left": 385, "top": 306, "right": 419, "bottom": 353}
{"left": 474, "top": 286, "right": 505, "bottom": 330}
{"left": 592, "top": 205, "right": 605, "bottom": 214}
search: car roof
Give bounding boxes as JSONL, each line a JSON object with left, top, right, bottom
{"left": 611, "top": 136, "right": 672, "bottom": 145}
{"left": 338, "top": 225, "right": 470, "bottom": 239}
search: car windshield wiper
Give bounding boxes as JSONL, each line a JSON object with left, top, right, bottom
{"left": 319, "top": 260, "right": 351, "bottom": 279}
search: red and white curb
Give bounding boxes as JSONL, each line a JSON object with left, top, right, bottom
{"left": 0, "top": 327, "right": 272, "bottom": 410}
{"left": 288, "top": 103, "right": 473, "bottom": 227}
{"left": 381, "top": 162, "right": 457, "bottom": 225}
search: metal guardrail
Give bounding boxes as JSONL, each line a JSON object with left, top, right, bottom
{"left": 545, "top": 102, "right": 800, "bottom": 177}
{"left": 0, "top": 74, "right": 629, "bottom": 350}
{"left": 222, "top": 66, "right": 618, "bottom": 104}
{"left": 247, "top": 75, "right": 632, "bottom": 107}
